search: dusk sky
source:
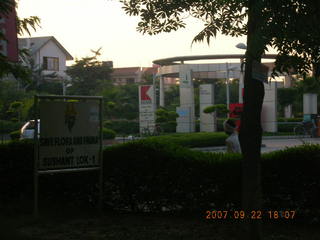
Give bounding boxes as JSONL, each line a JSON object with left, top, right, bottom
{"left": 17, "top": 0, "right": 267, "bottom": 68}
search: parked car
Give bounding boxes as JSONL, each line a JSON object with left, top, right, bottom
{"left": 20, "top": 119, "right": 40, "bottom": 139}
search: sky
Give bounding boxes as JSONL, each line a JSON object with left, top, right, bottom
{"left": 17, "top": 0, "right": 261, "bottom": 68}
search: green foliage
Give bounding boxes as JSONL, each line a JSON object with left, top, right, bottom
{"left": 271, "top": 2, "right": 320, "bottom": 78}
{"left": 0, "top": 140, "right": 320, "bottom": 217}
{"left": 104, "top": 120, "right": 139, "bottom": 135}
{"left": 203, "top": 104, "right": 228, "bottom": 114}
{"left": 147, "top": 132, "right": 227, "bottom": 148}
{"left": 66, "top": 48, "right": 112, "bottom": 96}
{"left": 102, "top": 128, "right": 116, "bottom": 140}
{"left": 277, "top": 88, "right": 299, "bottom": 107}
{"left": 296, "top": 76, "right": 320, "bottom": 94}
{"left": 102, "top": 84, "right": 139, "bottom": 120}
{"left": 164, "top": 85, "right": 179, "bottom": 112}
{"left": 0, "top": 120, "right": 23, "bottom": 134}
{"left": 277, "top": 117, "right": 302, "bottom": 122}
{"left": 9, "top": 130, "right": 20, "bottom": 140}
{"left": 155, "top": 107, "right": 178, "bottom": 133}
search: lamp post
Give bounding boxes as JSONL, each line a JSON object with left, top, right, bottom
{"left": 225, "top": 63, "right": 237, "bottom": 112}
{"left": 236, "top": 43, "right": 247, "bottom": 103}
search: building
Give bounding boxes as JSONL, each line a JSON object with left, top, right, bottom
{"left": 111, "top": 66, "right": 158, "bottom": 85}
{"left": 18, "top": 36, "right": 73, "bottom": 80}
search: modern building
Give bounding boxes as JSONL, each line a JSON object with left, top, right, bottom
{"left": 18, "top": 36, "right": 73, "bottom": 80}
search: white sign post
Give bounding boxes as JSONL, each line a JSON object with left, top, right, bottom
{"left": 139, "top": 85, "right": 155, "bottom": 135}
{"left": 34, "top": 95, "right": 103, "bottom": 217}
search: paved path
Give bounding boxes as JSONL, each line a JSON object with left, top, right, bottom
{"left": 192, "top": 137, "right": 320, "bottom": 153}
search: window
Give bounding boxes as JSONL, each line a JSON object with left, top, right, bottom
{"left": 43, "top": 57, "right": 59, "bottom": 71}
{"left": 126, "top": 78, "right": 135, "bottom": 84}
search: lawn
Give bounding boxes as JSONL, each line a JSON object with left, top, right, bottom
{"left": 1, "top": 211, "right": 319, "bottom": 240}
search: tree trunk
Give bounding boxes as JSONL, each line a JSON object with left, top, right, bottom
{"left": 238, "top": 0, "right": 265, "bottom": 239}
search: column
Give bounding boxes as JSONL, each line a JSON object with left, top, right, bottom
{"left": 200, "top": 84, "right": 215, "bottom": 132}
{"left": 176, "top": 65, "right": 195, "bottom": 133}
{"left": 159, "top": 76, "right": 165, "bottom": 107}
{"left": 284, "top": 75, "right": 293, "bottom": 118}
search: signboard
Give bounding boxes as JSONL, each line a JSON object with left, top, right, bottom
{"left": 252, "top": 61, "right": 269, "bottom": 83}
{"left": 0, "top": 2, "right": 18, "bottom": 62}
{"left": 139, "top": 85, "right": 155, "bottom": 133}
{"left": 39, "top": 101, "right": 100, "bottom": 170}
{"left": 33, "top": 95, "right": 103, "bottom": 217}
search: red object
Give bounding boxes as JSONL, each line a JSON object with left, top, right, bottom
{"left": 140, "top": 85, "right": 151, "bottom": 101}
{"left": 0, "top": 2, "right": 18, "bottom": 62}
{"left": 229, "top": 103, "right": 243, "bottom": 131}
{"left": 229, "top": 103, "right": 243, "bottom": 118}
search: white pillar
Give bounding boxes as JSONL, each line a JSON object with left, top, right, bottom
{"left": 284, "top": 75, "right": 293, "bottom": 118}
{"left": 159, "top": 76, "right": 165, "bottom": 107}
{"left": 176, "top": 65, "right": 195, "bottom": 133}
{"left": 261, "top": 81, "right": 278, "bottom": 132}
{"left": 239, "top": 59, "right": 244, "bottom": 103}
{"left": 303, "top": 93, "right": 317, "bottom": 115}
{"left": 200, "top": 84, "right": 215, "bottom": 132}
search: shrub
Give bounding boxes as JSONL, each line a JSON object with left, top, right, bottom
{"left": 103, "top": 120, "right": 139, "bottom": 135}
{"left": 103, "top": 140, "right": 242, "bottom": 212}
{"left": 0, "top": 139, "right": 319, "bottom": 218}
{"left": 102, "top": 128, "right": 116, "bottom": 139}
{"left": 0, "top": 120, "right": 23, "bottom": 134}
{"left": 9, "top": 130, "right": 20, "bottom": 140}
{"left": 147, "top": 132, "right": 227, "bottom": 148}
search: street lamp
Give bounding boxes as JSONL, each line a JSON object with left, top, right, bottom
{"left": 226, "top": 63, "right": 238, "bottom": 112}
{"left": 236, "top": 43, "right": 247, "bottom": 103}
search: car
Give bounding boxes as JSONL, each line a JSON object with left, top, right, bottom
{"left": 20, "top": 119, "right": 40, "bottom": 139}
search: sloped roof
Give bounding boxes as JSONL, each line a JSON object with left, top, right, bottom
{"left": 18, "top": 36, "right": 73, "bottom": 60}
{"left": 112, "top": 67, "right": 141, "bottom": 76}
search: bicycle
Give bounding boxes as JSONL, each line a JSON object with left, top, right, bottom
{"left": 140, "top": 124, "right": 163, "bottom": 137}
{"left": 293, "top": 121, "right": 318, "bottom": 138}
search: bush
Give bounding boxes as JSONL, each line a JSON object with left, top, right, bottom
{"left": 104, "top": 120, "right": 139, "bottom": 135}
{"left": 102, "top": 128, "right": 116, "bottom": 139}
{"left": 9, "top": 130, "right": 20, "bottom": 140}
{"left": 0, "top": 120, "right": 23, "bottom": 134}
{"left": 147, "top": 132, "right": 227, "bottom": 148}
{"left": 103, "top": 140, "right": 242, "bottom": 212}
{"left": 0, "top": 139, "right": 319, "bottom": 218}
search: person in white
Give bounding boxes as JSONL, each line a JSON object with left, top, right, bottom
{"left": 223, "top": 119, "right": 241, "bottom": 153}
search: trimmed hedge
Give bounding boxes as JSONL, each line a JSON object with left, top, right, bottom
{"left": 146, "top": 132, "right": 228, "bottom": 148}
{"left": 102, "top": 128, "right": 116, "bottom": 139}
{"left": 0, "top": 139, "right": 319, "bottom": 219}
{"left": 0, "top": 120, "right": 23, "bottom": 134}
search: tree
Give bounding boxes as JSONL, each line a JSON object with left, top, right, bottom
{"left": 66, "top": 48, "right": 113, "bottom": 96}
{"left": 119, "top": 1, "right": 313, "bottom": 239}
{"left": 101, "top": 84, "right": 139, "bottom": 120}
{"left": 272, "top": 1, "right": 320, "bottom": 79}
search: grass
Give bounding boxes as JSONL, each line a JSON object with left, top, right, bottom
{"left": 1, "top": 211, "right": 319, "bottom": 240}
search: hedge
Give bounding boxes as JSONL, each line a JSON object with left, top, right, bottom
{"left": 102, "top": 128, "right": 116, "bottom": 139}
{"left": 0, "top": 120, "right": 23, "bottom": 134}
{"left": 103, "top": 120, "right": 139, "bottom": 135}
{"left": 0, "top": 140, "right": 319, "bottom": 219}
{"left": 146, "top": 132, "right": 228, "bottom": 148}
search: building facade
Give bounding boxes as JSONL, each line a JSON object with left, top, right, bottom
{"left": 18, "top": 36, "right": 73, "bottom": 81}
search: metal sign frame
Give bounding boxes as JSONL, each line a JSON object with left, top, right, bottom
{"left": 33, "top": 95, "right": 104, "bottom": 217}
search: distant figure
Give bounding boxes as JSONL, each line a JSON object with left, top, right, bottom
{"left": 223, "top": 119, "right": 241, "bottom": 153}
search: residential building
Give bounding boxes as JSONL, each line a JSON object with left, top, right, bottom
{"left": 18, "top": 36, "right": 73, "bottom": 81}
{"left": 111, "top": 66, "right": 158, "bottom": 85}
